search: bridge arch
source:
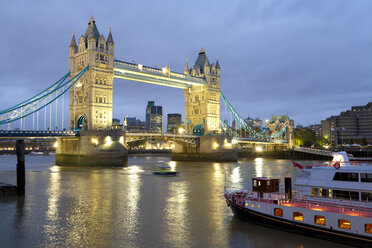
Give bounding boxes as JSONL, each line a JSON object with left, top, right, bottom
{"left": 76, "top": 115, "right": 87, "bottom": 130}
{"left": 192, "top": 124, "right": 204, "bottom": 136}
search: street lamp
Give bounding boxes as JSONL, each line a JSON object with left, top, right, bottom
{"left": 178, "top": 127, "right": 185, "bottom": 134}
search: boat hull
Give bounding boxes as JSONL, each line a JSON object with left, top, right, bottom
{"left": 227, "top": 200, "right": 372, "bottom": 248}
{"left": 153, "top": 171, "right": 179, "bottom": 176}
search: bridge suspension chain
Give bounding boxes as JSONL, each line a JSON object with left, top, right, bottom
{"left": 220, "top": 91, "right": 288, "bottom": 140}
{"left": 0, "top": 66, "right": 88, "bottom": 129}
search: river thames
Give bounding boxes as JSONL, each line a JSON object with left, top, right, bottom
{"left": 0, "top": 155, "right": 352, "bottom": 248}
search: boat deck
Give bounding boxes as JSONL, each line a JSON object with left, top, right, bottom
{"left": 226, "top": 191, "right": 372, "bottom": 218}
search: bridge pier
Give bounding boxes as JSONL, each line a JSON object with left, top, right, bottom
{"left": 56, "top": 130, "right": 128, "bottom": 166}
{"left": 172, "top": 135, "right": 237, "bottom": 162}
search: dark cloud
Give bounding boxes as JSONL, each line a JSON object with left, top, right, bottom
{"left": 0, "top": 0, "right": 372, "bottom": 128}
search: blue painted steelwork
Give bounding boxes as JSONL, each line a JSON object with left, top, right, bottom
{"left": 0, "top": 130, "right": 78, "bottom": 138}
{"left": 220, "top": 92, "right": 288, "bottom": 140}
{"left": 75, "top": 115, "right": 87, "bottom": 130}
{"left": 220, "top": 120, "right": 240, "bottom": 137}
{"left": 0, "top": 66, "right": 88, "bottom": 125}
{"left": 192, "top": 124, "right": 204, "bottom": 136}
{"left": 113, "top": 59, "right": 207, "bottom": 89}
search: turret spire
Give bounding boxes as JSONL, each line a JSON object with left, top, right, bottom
{"left": 107, "top": 26, "right": 114, "bottom": 44}
{"left": 69, "top": 31, "right": 77, "bottom": 48}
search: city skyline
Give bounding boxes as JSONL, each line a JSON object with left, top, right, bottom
{"left": 1, "top": 1, "right": 372, "bottom": 127}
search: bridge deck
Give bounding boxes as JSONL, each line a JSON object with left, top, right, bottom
{"left": 114, "top": 60, "right": 207, "bottom": 89}
{"left": 0, "top": 130, "right": 77, "bottom": 138}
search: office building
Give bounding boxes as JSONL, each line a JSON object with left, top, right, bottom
{"left": 167, "top": 113, "right": 182, "bottom": 133}
{"left": 321, "top": 102, "right": 372, "bottom": 146}
{"left": 145, "top": 101, "right": 163, "bottom": 133}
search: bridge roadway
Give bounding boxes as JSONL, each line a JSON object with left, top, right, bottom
{"left": 0, "top": 130, "right": 77, "bottom": 139}
{"left": 0, "top": 130, "right": 288, "bottom": 147}
{"left": 113, "top": 60, "right": 207, "bottom": 89}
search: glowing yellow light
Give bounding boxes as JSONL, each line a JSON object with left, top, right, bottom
{"left": 105, "top": 136, "right": 112, "bottom": 145}
{"left": 231, "top": 138, "right": 238, "bottom": 144}
{"left": 169, "top": 161, "right": 176, "bottom": 169}
{"left": 178, "top": 127, "right": 185, "bottom": 134}
{"left": 91, "top": 138, "right": 98, "bottom": 145}
{"left": 224, "top": 143, "right": 232, "bottom": 148}
{"left": 213, "top": 142, "right": 219, "bottom": 149}
{"left": 75, "top": 82, "right": 82, "bottom": 87}
{"left": 119, "top": 136, "right": 124, "bottom": 145}
{"left": 53, "top": 142, "right": 58, "bottom": 148}
{"left": 256, "top": 146, "right": 263, "bottom": 152}
{"left": 50, "top": 166, "right": 59, "bottom": 172}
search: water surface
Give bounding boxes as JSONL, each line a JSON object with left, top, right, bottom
{"left": 0, "top": 155, "right": 352, "bottom": 247}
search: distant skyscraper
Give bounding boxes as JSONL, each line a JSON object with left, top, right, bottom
{"left": 145, "top": 101, "right": 163, "bottom": 133}
{"left": 167, "top": 113, "right": 182, "bottom": 133}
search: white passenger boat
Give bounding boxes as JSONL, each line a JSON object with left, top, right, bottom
{"left": 224, "top": 152, "right": 372, "bottom": 247}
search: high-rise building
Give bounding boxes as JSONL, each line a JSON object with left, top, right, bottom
{"left": 145, "top": 101, "right": 163, "bottom": 133}
{"left": 321, "top": 102, "right": 372, "bottom": 146}
{"left": 167, "top": 113, "right": 182, "bottom": 133}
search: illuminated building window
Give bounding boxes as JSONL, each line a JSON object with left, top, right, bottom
{"left": 314, "top": 215, "right": 325, "bottom": 226}
{"left": 274, "top": 208, "right": 283, "bottom": 217}
{"left": 365, "top": 224, "right": 372, "bottom": 234}
{"left": 293, "top": 212, "right": 303, "bottom": 221}
{"left": 99, "top": 97, "right": 102, "bottom": 103}
{"left": 338, "top": 219, "right": 351, "bottom": 230}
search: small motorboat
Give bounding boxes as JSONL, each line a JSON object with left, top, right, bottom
{"left": 155, "top": 164, "right": 171, "bottom": 169}
{"left": 153, "top": 164, "right": 179, "bottom": 176}
{"left": 153, "top": 170, "right": 179, "bottom": 176}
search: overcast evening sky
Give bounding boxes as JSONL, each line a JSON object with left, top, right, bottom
{"left": 1, "top": 0, "right": 372, "bottom": 129}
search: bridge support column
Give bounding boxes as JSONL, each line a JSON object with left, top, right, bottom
{"left": 172, "top": 135, "right": 237, "bottom": 162}
{"left": 56, "top": 130, "right": 128, "bottom": 166}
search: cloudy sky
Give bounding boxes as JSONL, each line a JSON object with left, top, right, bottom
{"left": 1, "top": 0, "right": 372, "bottom": 129}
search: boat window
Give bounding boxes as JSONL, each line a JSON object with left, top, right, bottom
{"left": 338, "top": 219, "right": 351, "bottom": 230}
{"left": 361, "top": 192, "right": 372, "bottom": 202}
{"left": 361, "top": 173, "right": 372, "bottom": 183}
{"left": 333, "top": 190, "right": 359, "bottom": 201}
{"left": 293, "top": 212, "right": 303, "bottom": 222}
{"left": 320, "top": 188, "right": 331, "bottom": 198}
{"left": 253, "top": 180, "right": 257, "bottom": 187}
{"left": 366, "top": 224, "right": 372, "bottom": 234}
{"left": 274, "top": 208, "right": 283, "bottom": 217}
{"left": 333, "top": 172, "right": 359, "bottom": 182}
{"left": 311, "top": 188, "right": 318, "bottom": 197}
{"left": 314, "top": 215, "right": 326, "bottom": 226}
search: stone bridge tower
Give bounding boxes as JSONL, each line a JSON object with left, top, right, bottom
{"left": 184, "top": 49, "right": 221, "bottom": 135}
{"left": 69, "top": 16, "right": 114, "bottom": 130}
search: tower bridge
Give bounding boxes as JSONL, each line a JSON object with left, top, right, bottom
{"left": 0, "top": 16, "right": 294, "bottom": 165}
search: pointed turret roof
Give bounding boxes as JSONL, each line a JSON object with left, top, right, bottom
{"left": 69, "top": 32, "right": 77, "bottom": 47}
{"left": 216, "top": 58, "right": 220, "bottom": 69}
{"left": 194, "top": 48, "right": 210, "bottom": 73}
{"left": 84, "top": 15, "right": 100, "bottom": 41}
{"left": 184, "top": 59, "right": 189, "bottom": 71}
{"left": 107, "top": 26, "right": 114, "bottom": 44}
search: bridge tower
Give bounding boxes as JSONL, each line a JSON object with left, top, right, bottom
{"left": 184, "top": 49, "right": 220, "bottom": 135}
{"left": 69, "top": 16, "right": 114, "bottom": 130}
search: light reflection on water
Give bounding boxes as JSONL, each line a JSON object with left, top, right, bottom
{"left": 0, "top": 156, "right": 352, "bottom": 248}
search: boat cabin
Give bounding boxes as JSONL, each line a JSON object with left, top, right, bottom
{"left": 252, "top": 177, "right": 280, "bottom": 197}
